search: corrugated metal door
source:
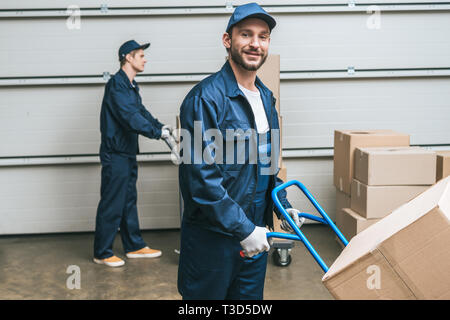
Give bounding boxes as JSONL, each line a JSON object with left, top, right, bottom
{"left": 1, "top": 1, "right": 449, "bottom": 234}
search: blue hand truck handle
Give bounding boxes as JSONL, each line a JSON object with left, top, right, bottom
{"left": 240, "top": 180, "right": 348, "bottom": 273}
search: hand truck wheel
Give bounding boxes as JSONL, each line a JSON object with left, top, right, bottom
{"left": 272, "top": 248, "right": 292, "bottom": 267}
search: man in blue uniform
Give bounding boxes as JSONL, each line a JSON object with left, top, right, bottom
{"left": 93, "top": 40, "right": 172, "bottom": 267}
{"left": 177, "top": 3, "right": 304, "bottom": 299}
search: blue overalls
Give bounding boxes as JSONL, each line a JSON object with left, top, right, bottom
{"left": 178, "top": 131, "right": 272, "bottom": 300}
{"left": 94, "top": 69, "right": 163, "bottom": 259}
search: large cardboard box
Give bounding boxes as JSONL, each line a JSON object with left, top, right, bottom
{"left": 336, "top": 208, "right": 381, "bottom": 241}
{"left": 333, "top": 130, "right": 410, "bottom": 195}
{"left": 351, "top": 179, "right": 428, "bottom": 219}
{"left": 436, "top": 150, "right": 450, "bottom": 181}
{"left": 322, "top": 176, "right": 450, "bottom": 300}
{"left": 354, "top": 147, "right": 436, "bottom": 186}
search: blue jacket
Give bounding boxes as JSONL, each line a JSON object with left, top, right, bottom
{"left": 179, "top": 61, "right": 292, "bottom": 241}
{"left": 100, "top": 69, "right": 163, "bottom": 156}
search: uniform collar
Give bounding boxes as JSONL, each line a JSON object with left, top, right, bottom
{"left": 221, "top": 60, "right": 271, "bottom": 99}
{"left": 117, "top": 68, "right": 139, "bottom": 90}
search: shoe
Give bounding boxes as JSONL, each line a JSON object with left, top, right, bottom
{"left": 93, "top": 255, "right": 125, "bottom": 267}
{"left": 126, "top": 246, "right": 162, "bottom": 259}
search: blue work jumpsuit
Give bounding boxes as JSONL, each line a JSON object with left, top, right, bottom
{"left": 177, "top": 61, "right": 292, "bottom": 299}
{"left": 94, "top": 69, "right": 163, "bottom": 260}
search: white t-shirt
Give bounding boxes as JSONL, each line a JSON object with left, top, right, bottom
{"left": 238, "top": 83, "right": 270, "bottom": 134}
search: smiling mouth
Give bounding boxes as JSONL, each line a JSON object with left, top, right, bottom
{"left": 244, "top": 51, "right": 261, "bottom": 57}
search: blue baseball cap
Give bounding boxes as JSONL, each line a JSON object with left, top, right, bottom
{"left": 226, "top": 3, "right": 276, "bottom": 33}
{"left": 118, "top": 40, "right": 150, "bottom": 61}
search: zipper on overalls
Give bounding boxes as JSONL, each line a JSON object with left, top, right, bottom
{"left": 238, "top": 93, "right": 259, "bottom": 205}
{"left": 269, "top": 94, "right": 276, "bottom": 222}
{"left": 242, "top": 90, "right": 274, "bottom": 206}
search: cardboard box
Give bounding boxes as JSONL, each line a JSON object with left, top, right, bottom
{"left": 335, "top": 189, "right": 351, "bottom": 247}
{"left": 436, "top": 150, "right": 450, "bottom": 181}
{"left": 333, "top": 130, "right": 410, "bottom": 195}
{"left": 256, "top": 54, "right": 280, "bottom": 115}
{"left": 336, "top": 208, "right": 381, "bottom": 241}
{"left": 354, "top": 147, "right": 436, "bottom": 186}
{"left": 322, "top": 176, "right": 450, "bottom": 300}
{"left": 351, "top": 179, "right": 428, "bottom": 219}
{"left": 335, "top": 189, "right": 351, "bottom": 223}
{"left": 271, "top": 166, "right": 289, "bottom": 238}
{"left": 176, "top": 115, "right": 181, "bottom": 135}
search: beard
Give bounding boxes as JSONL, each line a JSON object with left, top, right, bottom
{"left": 230, "top": 43, "right": 268, "bottom": 71}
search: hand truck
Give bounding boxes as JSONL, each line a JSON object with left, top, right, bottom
{"left": 241, "top": 180, "right": 349, "bottom": 273}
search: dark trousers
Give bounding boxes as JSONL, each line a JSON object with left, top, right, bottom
{"left": 94, "top": 152, "right": 147, "bottom": 259}
{"left": 178, "top": 189, "right": 269, "bottom": 300}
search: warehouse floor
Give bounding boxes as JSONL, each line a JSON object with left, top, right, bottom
{"left": 0, "top": 225, "right": 342, "bottom": 300}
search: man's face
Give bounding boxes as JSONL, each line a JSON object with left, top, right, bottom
{"left": 127, "top": 49, "right": 147, "bottom": 73}
{"left": 225, "top": 18, "right": 271, "bottom": 71}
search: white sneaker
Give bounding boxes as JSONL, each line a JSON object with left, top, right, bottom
{"left": 126, "top": 246, "right": 162, "bottom": 259}
{"left": 93, "top": 255, "right": 125, "bottom": 267}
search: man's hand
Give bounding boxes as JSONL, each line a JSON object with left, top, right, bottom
{"left": 161, "top": 125, "right": 172, "bottom": 140}
{"left": 280, "top": 208, "right": 305, "bottom": 233}
{"left": 162, "top": 124, "right": 174, "bottom": 134}
{"left": 240, "top": 226, "right": 270, "bottom": 258}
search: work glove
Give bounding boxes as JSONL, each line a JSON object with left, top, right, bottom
{"left": 161, "top": 125, "right": 172, "bottom": 140}
{"left": 280, "top": 208, "right": 306, "bottom": 233}
{"left": 162, "top": 124, "right": 174, "bottom": 134}
{"left": 162, "top": 124, "right": 181, "bottom": 143}
{"left": 240, "top": 226, "right": 271, "bottom": 258}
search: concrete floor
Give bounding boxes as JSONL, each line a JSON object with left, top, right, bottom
{"left": 0, "top": 225, "right": 342, "bottom": 300}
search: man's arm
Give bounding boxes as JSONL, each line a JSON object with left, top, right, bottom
{"left": 179, "top": 95, "right": 255, "bottom": 241}
{"left": 108, "top": 84, "right": 162, "bottom": 139}
{"left": 140, "top": 105, "right": 164, "bottom": 133}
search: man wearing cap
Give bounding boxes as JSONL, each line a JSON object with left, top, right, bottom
{"left": 93, "top": 40, "right": 173, "bottom": 267}
{"left": 177, "top": 3, "right": 304, "bottom": 299}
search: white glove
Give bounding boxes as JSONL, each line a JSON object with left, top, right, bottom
{"left": 161, "top": 125, "right": 171, "bottom": 140}
{"left": 281, "top": 208, "right": 305, "bottom": 233}
{"left": 240, "top": 226, "right": 270, "bottom": 258}
{"left": 162, "top": 124, "right": 174, "bottom": 134}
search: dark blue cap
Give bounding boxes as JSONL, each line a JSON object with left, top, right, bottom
{"left": 226, "top": 3, "right": 276, "bottom": 33}
{"left": 118, "top": 40, "right": 150, "bottom": 61}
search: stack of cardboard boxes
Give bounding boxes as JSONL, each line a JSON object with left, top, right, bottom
{"left": 322, "top": 175, "right": 450, "bottom": 299}
{"left": 333, "top": 130, "right": 437, "bottom": 242}
{"left": 347, "top": 146, "right": 437, "bottom": 237}
{"left": 326, "top": 130, "right": 450, "bottom": 299}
